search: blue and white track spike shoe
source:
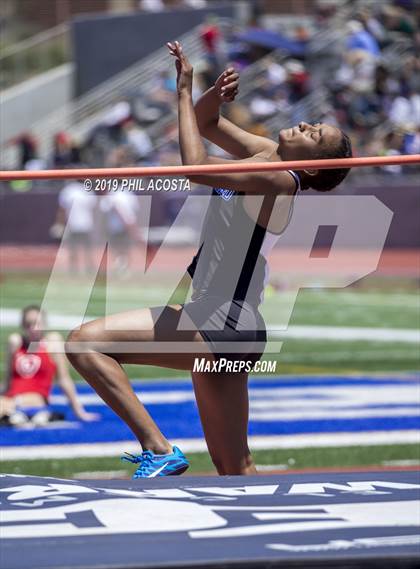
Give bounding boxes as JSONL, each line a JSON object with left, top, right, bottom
{"left": 121, "top": 446, "right": 189, "bottom": 478}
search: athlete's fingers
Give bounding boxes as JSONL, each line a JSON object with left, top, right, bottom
{"left": 166, "top": 42, "right": 177, "bottom": 54}
{"left": 175, "top": 40, "right": 184, "bottom": 57}
{"left": 222, "top": 87, "right": 239, "bottom": 101}
{"left": 168, "top": 41, "right": 191, "bottom": 72}
{"left": 222, "top": 79, "right": 239, "bottom": 89}
{"left": 221, "top": 80, "right": 239, "bottom": 93}
{"left": 224, "top": 86, "right": 239, "bottom": 97}
{"left": 169, "top": 40, "right": 181, "bottom": 57}
{"left": 174, "top": 40, "right": 190, "bottom": 66}
{"left": 217, "top": 68, "right": 234, "bottom": 83}
{"left": 224, "top": 73, "right": 239, "bottom": 83}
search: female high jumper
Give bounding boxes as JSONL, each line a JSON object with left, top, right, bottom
{"left": 65, "top": 41, "right": 352, "bottom": 478}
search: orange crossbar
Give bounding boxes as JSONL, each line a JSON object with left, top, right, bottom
{"left": 0, "top": 154, "right": 419, "bottom": 181}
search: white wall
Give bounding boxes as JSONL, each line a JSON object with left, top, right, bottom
{"left": 0, "top": 63, "right": 74, "bottom": 145}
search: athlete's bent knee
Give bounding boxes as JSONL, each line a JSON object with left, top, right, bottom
{"left": 65, "top": 326, "right": 92, "bottom": 362}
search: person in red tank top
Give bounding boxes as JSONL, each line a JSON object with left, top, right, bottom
{"left": 1, "top": 305, "right": 98, "bottom": 426}
{"left": 7, "top": 339, "right": 56, "bottom": 401}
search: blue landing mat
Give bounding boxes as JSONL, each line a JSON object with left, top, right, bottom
{"left": 1, "top": 470, "right": 419, "bottom": 568}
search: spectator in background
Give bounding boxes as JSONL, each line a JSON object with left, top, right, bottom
{"left": 285, "top": 60, "right": 310, "bottom": 103}
{"left": 379, "top": 130, "right": 405, "bottom": 174}
{"left": 381, "top": 4, "right": 417, "bottom": 36}
{"left": 399, "top": 55, "right": 420, "bottom": 97}
{"left": 8, "top": 132, "right": 38, "bottom": 170}
{"left": 374, "top": 63, "right": 400, "bottom": 99}
{"left": 249, "top": 90, "right": 278, "bottom": 119}
{"left": 294, "top": 24, "right": 311, "bottom": 45}
{"left": 52, "top": 131, "right": 81, "bottom": 168}
{"left": 349, "top": 91, "right": 383, "bottom": 130}
{"left": 264, "top": 56, "right": 287, "bottom": 88}
{"left": 51, "top": 177, "right": 97, "bottom": 274}
{"left": 82, "top": 100, "right": 133, "bottom": 166}
{"left": 324, "top": 0, "right": 419, "bottom": 160}
{"left": 0, "top": 306, "right": 98, "bottom": 427}
{"left": 184, "top": 0, "right": 207, "bottom": 7}
{"left": 336, "top": 49, "right": 377, "bottom": 93}
{"left": 99, "top": 147, "right": 141, "bottom": 274}
{"left": 200, "top": 14, "right": 221, "bottom": 54}
{"left": 403, "top": 128, "right": 420, "bottom": 155}
{"left": 345, "top": 20, "right": 381, "bottom": 58}
{"left": 389, "top": 88, "right": 420, "bottom": 130}
{"left": 104, "top": 100, "right": 132, "bottom": 143}
{"left": 314, "top": 0, "right": 339, "bottom": 26}
{"left": 200, "top": 15, "right": 225, "bottom": 79}
{"left": 138, "top": 0, "right": 165, "bottom": 11}
{"left": 152, "top": 70, "right": 178, "bottom": 106}
{"left": 356, "top": 7, "right": 387, "bottom": 48}
{"left": 122, "top": 119, "right": 153, "bottom": 160}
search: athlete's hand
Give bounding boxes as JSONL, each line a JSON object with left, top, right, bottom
{"left": 167, "top": 40, "right": 193, "bottom": 95}
{"left": 214, "top": 67, "right": 239, "bottom": 102}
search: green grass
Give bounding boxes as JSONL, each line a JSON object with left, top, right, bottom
{"left": 1, "top": 271, "right": 419, "bottom": 476}
{"left": 2, "top": 445, "right": 419, "bottom": 479}
{"left": 1, "top": 272, "right": 419, "bottom": 378}
{"left": 2, "top": 272, "right": 419, "bottom": 328}
{"left": 1, "top": 323, "right": 418, "bottom": 378}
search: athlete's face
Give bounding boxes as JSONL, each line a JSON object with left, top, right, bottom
{"left": 278, "top": 122, "right": 342, "bottom": 160}
{"left": 22, "top": 310, "right": 44, "bottom": 342}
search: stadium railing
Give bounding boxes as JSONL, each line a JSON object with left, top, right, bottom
{"left": 0, "top": 26, "right": 204, "bottom": 169}
{"left": 0, "top": 23, "right": 70, "bottom": 89}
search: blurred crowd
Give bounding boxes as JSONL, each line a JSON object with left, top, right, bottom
{"left": 138, "top": 0, "right": 208, "bottom": 10}
{"left": 329, "top": 3, "right": 419, "bottom": 167}
{"left": 5, "top": 1, "right": 419, "bottom": 181}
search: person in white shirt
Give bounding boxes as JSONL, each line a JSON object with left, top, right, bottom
{"left": 52, "top": 181, "right": 97, "bottom": 273}
{"left": 99, "top": 187, "right": 140, "bottom": 273}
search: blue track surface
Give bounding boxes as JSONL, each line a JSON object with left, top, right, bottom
{"left": 1, "top": 375, "right": 419, "bottom": 447}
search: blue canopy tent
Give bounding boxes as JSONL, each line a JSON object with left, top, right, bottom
{"left": 234, "top": 27, "right": 307, "bottom": 57}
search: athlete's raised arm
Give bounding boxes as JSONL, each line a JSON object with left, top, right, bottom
{"left": 167, "top": 41, "right": 295, "bottom": 196}
{"left": 194, "top": 69, "right": 277, "bottom": 159}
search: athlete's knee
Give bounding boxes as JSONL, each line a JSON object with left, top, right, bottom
{"left": 65, "top": 328, "right": 79, "bottom": 363}
{"left": 65, "top": 325, "right": 95, "bottom": 361}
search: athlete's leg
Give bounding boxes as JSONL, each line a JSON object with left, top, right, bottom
{"left": 191, "top": 370, "right": 257, "bottom": 475}
{"left": 65, "top": 304, "right": 214, "bottom": 454}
